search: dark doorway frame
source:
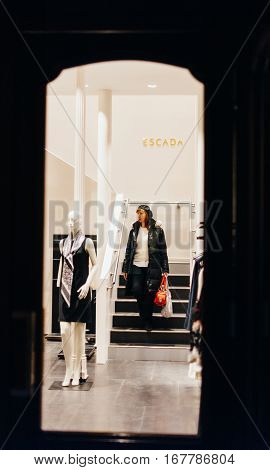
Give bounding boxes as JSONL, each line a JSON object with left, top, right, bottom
{"left": 1, "top": 8, "right": 270, "bottom": 449}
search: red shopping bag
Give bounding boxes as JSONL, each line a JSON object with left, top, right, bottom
{"left": 154, "top": 274, "right": 167, "bottom": 307}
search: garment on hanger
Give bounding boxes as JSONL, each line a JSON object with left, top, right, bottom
{"left": 184, "top": 253, "right": 204, "bottom": 330}
{"left": 189, "top": 280, "right": 204, "bottom": 356}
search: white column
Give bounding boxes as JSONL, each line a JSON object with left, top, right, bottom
{"left": 96, "top": 90, "right": 112, "bottom": 364}
{"left": 74, "top": 68, "right": 86, "bottom": 230}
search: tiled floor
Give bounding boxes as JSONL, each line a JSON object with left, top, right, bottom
{"left": 41, "top": 340, "right": 201, "bottom": 435}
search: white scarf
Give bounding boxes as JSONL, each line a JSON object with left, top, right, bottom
{"left": 61, "top": 230, "right": 85, "bottom": 307}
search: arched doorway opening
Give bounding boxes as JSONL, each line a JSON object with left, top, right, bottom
{"left": 42, "top": 60, "right": 205, "bottom": 436}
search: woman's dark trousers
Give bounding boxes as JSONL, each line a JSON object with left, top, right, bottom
{"left": 130, "top": 265, "right": 155, "bottom": 325}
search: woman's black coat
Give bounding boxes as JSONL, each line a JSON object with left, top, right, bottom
{"left": 122, "top": 219, "right": 169, "bottom": 295}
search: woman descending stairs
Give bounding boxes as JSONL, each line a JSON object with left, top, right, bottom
{"left": 109, "top": 261, "right": 191, "bottom": 361}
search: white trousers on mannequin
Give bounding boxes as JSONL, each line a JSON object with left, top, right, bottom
{"left": 60, "top": 321, "right": 87, "bottom": 386}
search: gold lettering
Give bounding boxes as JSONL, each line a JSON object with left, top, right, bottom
{"left": 143, "top": 137, "right": 184, "bottom": 147}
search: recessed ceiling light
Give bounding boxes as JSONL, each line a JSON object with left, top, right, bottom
{"left": 147, "top": 83, "right": 157, "bottom": 88}
{"left": 85, "top": 84, "right": 89, "bottom": 88}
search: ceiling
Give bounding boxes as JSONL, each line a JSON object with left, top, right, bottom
{"left": 47, "top": 60, "right": 203, "bottom": 96}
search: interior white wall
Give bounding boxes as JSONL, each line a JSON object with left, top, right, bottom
{"left": 46, "top": 94, "right": 99, "bottom": 182}
{"left": 46, "top": 94, "right": 198, "bottom": 204}
{"left": 195, "top": 103, "right": 205, "bottom": 256}
{"left": 111, "top": 95, "right": 197, "bottom": 202}
{"left": 46, "top": 95, "right": 75, "bottom": 167}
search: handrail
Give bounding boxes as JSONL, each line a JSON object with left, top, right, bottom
{"left": 128, "top": 201, "right": 192, "bottom": 205}
{"left": 111, "top": 198, "right": 129, "bottom": 286}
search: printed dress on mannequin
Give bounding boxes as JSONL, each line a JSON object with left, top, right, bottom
{"left": 57, "top": 211, "right": 97, "bottom": 387}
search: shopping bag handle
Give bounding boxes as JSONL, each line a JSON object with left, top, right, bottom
{"left": 160, "top": 274, "right": 167, "bottom": 290}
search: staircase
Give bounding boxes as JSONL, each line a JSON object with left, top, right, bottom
{"left": 108, "top": 261, "right": 191, "bottom": 361}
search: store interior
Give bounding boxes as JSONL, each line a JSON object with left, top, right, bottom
{"left": 42, "top": 60, "right": 205, "bottom": 435}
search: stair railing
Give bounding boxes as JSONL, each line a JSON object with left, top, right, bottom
{"left": 108, "top": 197, "right": 129, "bottom": 288}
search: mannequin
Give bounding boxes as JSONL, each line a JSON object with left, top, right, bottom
{"left": 57, "top": 210, "right": 97, "bottom": 386}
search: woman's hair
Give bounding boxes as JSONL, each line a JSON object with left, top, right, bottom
{"left": 144, "top": 211, "right": 149, "bottom": 227}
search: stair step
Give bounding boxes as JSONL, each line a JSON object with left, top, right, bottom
{"left": 111, "top": 327, "right": 188, "bottom": 332}
{"left": 117, "top": 287, "right": 189, "bottom": 300}
{"left": 168, "top": 262, "right": 190, "bottom": 275}
{"left": 113, "top": 312, "right": 186, "bottom": 316}
{"left": 108, "top": 344, "right": 189, "bottom": 361}
{"left": 45, "top": 333, "right": 95, "bottom": 343}
{"left": 58, "top": 344, "right": 96, "bottom": 360}
{"left": 119, "top": 274, "right": 190, "bottom": 287}
{"left": 110, "top": 328, "right": 190, "bottom": 345}
{"left": 120, "top": 261, "right": 190, "bottom": 275}
{"left": 112, "top": 313, "right": 186, "bottom": 329}
{"left": 115, "top": 299, "right": 187, "bottom": 313}
{"left": 115, "top": 298, "right": 188, "bottom": 302}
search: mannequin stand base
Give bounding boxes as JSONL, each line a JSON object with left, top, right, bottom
{"left": 80, "top": 376, "right": 89, "bottom": 383}
{"left": 49, "top": 380, "right": 93, "bottom": 391}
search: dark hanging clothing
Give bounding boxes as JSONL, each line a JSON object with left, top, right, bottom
{"left": 184, "top": 254, "right": 204, "bottom": 330}
{"left": 189, "top": 281, "right": 204, "bottom": 354}
{"left": 58, "top": 238, "right": 92, "bottom": 323}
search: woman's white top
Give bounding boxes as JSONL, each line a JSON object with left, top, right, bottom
{"left": 133, "top": 226, "right": 149, "bottom": 267}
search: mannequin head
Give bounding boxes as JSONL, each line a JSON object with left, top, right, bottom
{"left": 67, "top": 210, "right": 81, "bottom": 236}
